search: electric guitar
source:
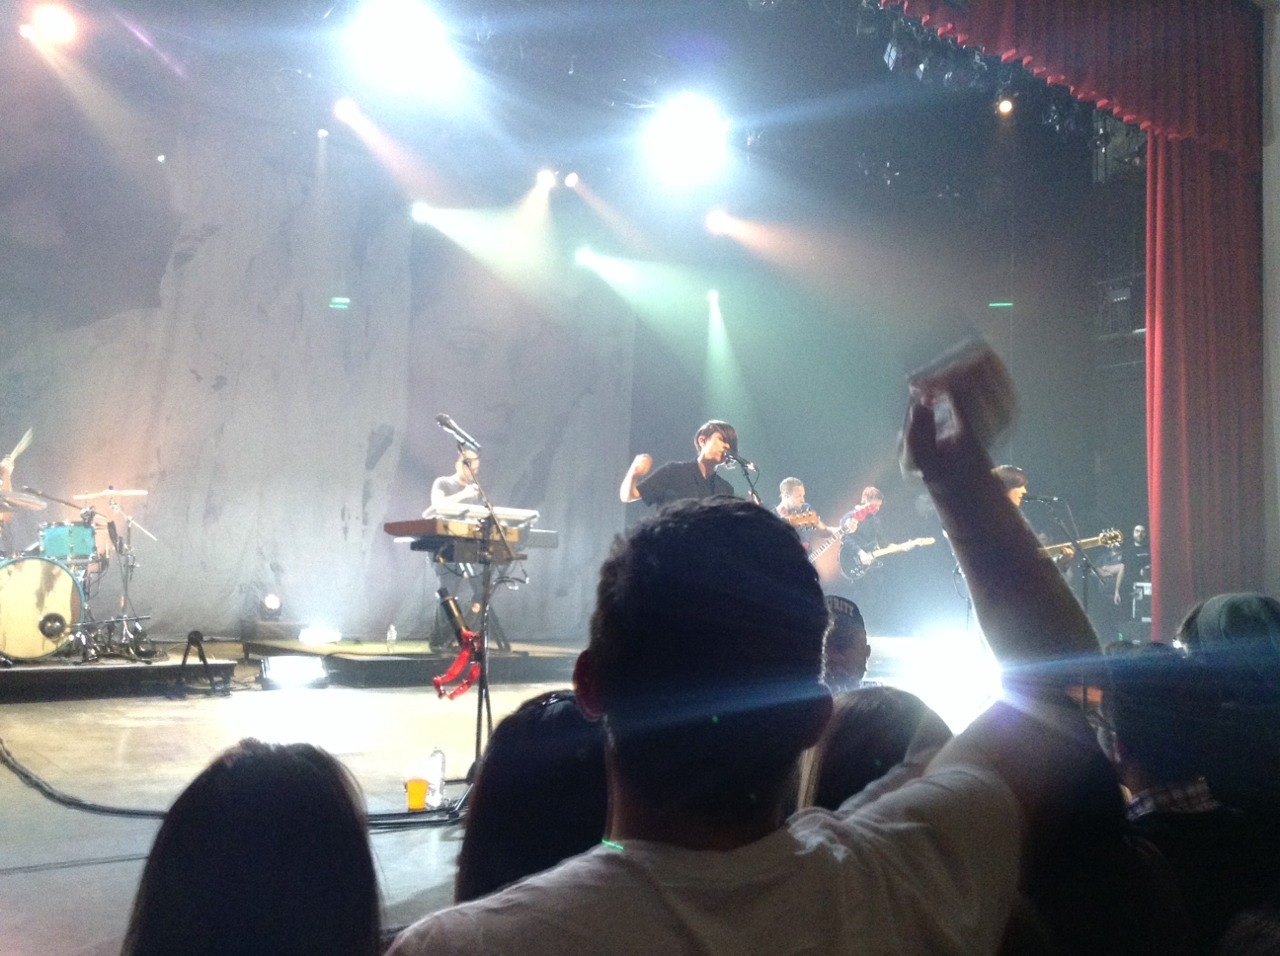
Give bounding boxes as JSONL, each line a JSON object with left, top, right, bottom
{"left": 841, "top": 537, "right": 936, "bottom": 579}
{"left": 1039, "top": 529, "right": 1123, "bottom": 560}
{"left": 807, "top": 500, "right": 881, "bottom": 564}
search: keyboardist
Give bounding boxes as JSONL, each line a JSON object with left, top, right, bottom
{"left": 429, "top": 449, "right": 482, "bottom": 514}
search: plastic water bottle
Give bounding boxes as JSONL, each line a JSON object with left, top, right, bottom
{"left": 385, "top": 624, "right": 397, "bottom": 654}
{"left": 426, "top": 746, "right": 446, "bottom": 809}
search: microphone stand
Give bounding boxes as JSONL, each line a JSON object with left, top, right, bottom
{"left": 444, "top": 439, "right": 518, "bottom": 816}
{"left": 1040, "top": 499, "right": 1102, "bottom": 616}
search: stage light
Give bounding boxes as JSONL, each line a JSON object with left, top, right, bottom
{"left": 574, "top": 245, "right": 597, "bottom": 267}
{"left": 156, "top": 154, "right": 166, "bottom": 163}
{"left": 317, "top": 128, "right": 330, "bottom": 139}
{"left": 333, "top": 97, "right": 361, "bottom": 124}
{"left": 261, "top": 593, "right": 283, "bottom": 621}
{"left": 996, "top": 95, "right": 1015, "bottom": 116}
{"left": 19, "top": 4, "right": 77, "bottom": 46}
{"left": 345, "top": 0, "right": 464, "bottom": 99}
{"left": 536, "top": 168, "right": 557, "bottom": 190}
{"left": 298, "top": 624, "right": 342, "bottom": 645}
{"left": 705, "top": 208, "right": 731, "bottom": 235}
{"left": 643, "top": 93, "right": 732, "bottom": 185}
{"left": 564, "top": 171, "right": 580, "bottom": 189}
{"left": 259, "top": 655, "right": 328, "bottom": 690}
{"left": 410, "top": 200, "right": 432, "bottom": 223}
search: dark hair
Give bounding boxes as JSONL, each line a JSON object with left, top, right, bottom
{"left": 588, "top": 496, "right": 829, "bottom": 818}
{"left": 992, "top": 464, "right": 1028, "bottom": 491}
{"left": 694, "top": 420, "right": 737, "bottom": 455}
{"left": 804, "top": 686, "right": 953, "bottom": 810}
{"left": 455, "top": 690, "right": 607, "bottom": 903}
{"left": 1101, "top": 644, "right": 1218, "bottom": 783}
{"left": 122, "top": 740, "right": 380, "bottom": 956}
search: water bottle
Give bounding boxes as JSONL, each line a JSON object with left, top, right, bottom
{"left": 426, "top": 746, "right": 446, "bottom": 809}
{"left": 385, "top": 623, "right": 397, "bottom": 654}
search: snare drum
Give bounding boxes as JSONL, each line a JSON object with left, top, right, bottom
{"left": 40, "top": 523, "right": 97, "bottom": 563}
{"left": 0, "top": 556, "right": 85, "bottom": 660}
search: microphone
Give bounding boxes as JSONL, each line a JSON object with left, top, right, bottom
{"left": 1023, "top": 494, "right": 1060, "bottom": 503}
{"left": 725, "top": 452, "right": 758, "bottom": 473}
{"left": 435, "top": 414, "right": 481, "bottom": 452}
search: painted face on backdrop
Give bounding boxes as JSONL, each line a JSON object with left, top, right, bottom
{"left": 402, "top": 239, "right": 589, "bottom": 507}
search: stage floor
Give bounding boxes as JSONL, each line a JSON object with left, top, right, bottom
{"left": 0, "top": 629, "right": 1000, "bottom": 956}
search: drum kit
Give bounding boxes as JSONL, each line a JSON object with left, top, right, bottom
{"left": 0, "top": 484, "right": 156, "bottom": 666}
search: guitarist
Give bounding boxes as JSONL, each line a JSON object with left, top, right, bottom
{"left": 840, "top": 486, "right": 885, "bottom": 573}
{"left": 776, "top": 477, "right": 828, "bottom": 551}
{"left": 993, "top": 464, "right": 1075, "bottom": 567}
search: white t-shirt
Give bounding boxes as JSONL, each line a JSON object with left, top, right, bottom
{"left": 388, "top": 765, "right": 1022, "bottom": 956}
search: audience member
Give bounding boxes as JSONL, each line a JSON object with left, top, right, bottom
{"left": 1097, "top": 644, "right": 1279, "bottom": 953}
{"left": 121, "top": 739, "right": 380, "bottom": 956}
{"left": 1178, "top": 593, "right": 1280, "bottom": 834}
{"left": 454, "top": 689, "right": 608, "bottom": 903}
{"left": 798, "top": 685, "right": 953, "bottom": 811}
{"left": 388, "top": 343, "right": 1103, "bottom": 956}
{"left": 822, "top": 595, "right": 872, "bottom": 694}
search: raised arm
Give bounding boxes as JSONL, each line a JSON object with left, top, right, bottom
{"left": 618, "top": 454, "right": 652, "bottom": 504}
{"left": 903, "top": 348, "right": 1098, "bottom": 826}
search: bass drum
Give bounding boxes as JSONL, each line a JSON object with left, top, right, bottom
{"left": 0, "top": 557, "right": 84, "bottom": 660}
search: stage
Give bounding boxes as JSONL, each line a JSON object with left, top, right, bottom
{"left": 0, "top": 629, "right": 1000, "bottom": 955}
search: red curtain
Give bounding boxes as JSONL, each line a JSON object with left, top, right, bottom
{"left": 885, "top": 0, "right": 1264, "bottom": 638}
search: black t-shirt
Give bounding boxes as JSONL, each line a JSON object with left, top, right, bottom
{"left": 637, "top": 459, "right": 734, "bottom": 508}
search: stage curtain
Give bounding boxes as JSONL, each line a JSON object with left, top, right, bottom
{"left": 885, "top": 0, "right": 1264, "bottom": 638}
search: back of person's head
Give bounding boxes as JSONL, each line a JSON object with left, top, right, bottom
{"left": 1215, "top": 905, "right": 1280, "bottom": 956}
{"left": 802, "top": 686, "right": 953, "bottom": 810}
{"left": 822, "top": 595, "right": 870, "bottom": 694}
{"left": 454, "top": 690, "right": 607, "bottom": 903}
{"left": 122, "top": 739, "right": 379, "bottom": 956}
{"left": 587, "top": 496, "right": 830, "bottom": 819}
{"left": 1100, "top": 642, "right": 1218, "bottom": 785}
{"left": 1179, "top": 592, "right": 1280, "bottom": 693}
{"left": 693, "top": 419, "right": 737, "bottom": 455}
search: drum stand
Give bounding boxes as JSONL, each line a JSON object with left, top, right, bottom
{"left": 72, "top": 507, "right": 156, "bottom": 662}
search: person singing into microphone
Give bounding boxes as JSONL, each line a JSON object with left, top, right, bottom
{"left": 619, "top": 420, "right": 738, "bottom": 508}
{"left": 993, "top": 464, "right": 1074, "bottom": 564}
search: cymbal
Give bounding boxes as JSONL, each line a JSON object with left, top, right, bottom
{"left": 73, "top": 488, "right": 148, "bottom": 500}
{"left": 0, "top": 491, "right": 48, "bottom": 511}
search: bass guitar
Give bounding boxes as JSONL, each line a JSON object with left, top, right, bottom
{"left": 841, "top": 537, "right": 936, "bottom": 580}
{"left": 807, "top": 500, "right": 881, "bottom": 564}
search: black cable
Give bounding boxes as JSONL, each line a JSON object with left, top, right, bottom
{"left": 0, "top": 737, "right": 465, "bottom": 830}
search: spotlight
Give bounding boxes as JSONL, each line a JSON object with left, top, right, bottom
{"left": 345, "top": 0, "right": 465, "bottom": 98}
{"left": 996, "top": 95, "right": 1015, "bottom": 116}
{"left": 156, "top": 154, "right": 166, "bottom": 163}
{"left": 574, "top": 246, "right": 597, "bottom": 267}
{"left": 298, "top": 624, "right": 342, "bottom": 645}
{"left": 564, "top": 171, "right": 580, "bottom": 189}
{"left": 259, "top": 656, "right": 329, "bottom": 690}
{"left": 19, "top": 4, "right": 77, "bottom": 46}
{"left": 317, "top": 128, "right": 330, "bottom": 139}
{"left": 705, "top": 208, "right": 731, "bottom": 235}
{"left": 536, "top": 168, "right": 557, "bottom": 189}
{"left": 261, "top": 593, "right": 283, "bottom": 621}
{"left": 410, "top": 200, "right": 432, "bottom": 223}
{"left": 644, "top": 93, "right": 732, "bottom": 186}
{"left": 333, "top": 97, "right": 361, "bottom": 124}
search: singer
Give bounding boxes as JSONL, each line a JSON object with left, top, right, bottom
{"left": 992, "top": 464, "right": 1075, "bottom": 565}
{"left": 618, "top": 420, "right": 739, "bottom": 508}
{"left": 775, "top": 477, "right": 828, "bottom": 548}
